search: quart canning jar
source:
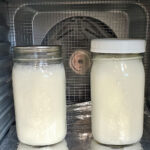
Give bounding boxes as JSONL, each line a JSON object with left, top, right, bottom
{"left": 91, "top": 39, "right": 146, "bottom": 145}
{"left": 13, "top": 46, "right": 66, "bottom": 146}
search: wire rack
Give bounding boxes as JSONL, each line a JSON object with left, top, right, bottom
{"left": 6, "top": 0, "right": 150, "bottom": 105}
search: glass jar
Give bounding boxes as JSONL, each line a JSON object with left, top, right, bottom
{"left": 12, "top": 46, "right": 66, "bottom": 146}
{"left": 90, "top": 39, "right": 146, "bottom": 145}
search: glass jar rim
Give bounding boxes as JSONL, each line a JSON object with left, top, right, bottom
{"left": 14, "top": 45, "right": 61, "bottom": 53}
{"left": 92, "top": 53, "right": 143, "bottom": 61}
{"left": 13, "top": 46, "right": 62, "bottom": 61}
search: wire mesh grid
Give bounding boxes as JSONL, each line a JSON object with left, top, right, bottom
{"left": 7, "top": 0, "right": 150, "bottom": 105}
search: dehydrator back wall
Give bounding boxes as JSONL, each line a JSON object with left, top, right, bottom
{"left": 7, "top": 0, "right": 150, "bottom": 104}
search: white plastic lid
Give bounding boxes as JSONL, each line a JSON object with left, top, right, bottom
{"left": 91, "top": 39, "right": 146, "bottom": 54}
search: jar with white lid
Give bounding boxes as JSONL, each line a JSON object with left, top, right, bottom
{"left": 12, "top": 46, "right": 66, "bottom": 146}
{"left": 90, "top": 39, "right": 146, "bottom": 145}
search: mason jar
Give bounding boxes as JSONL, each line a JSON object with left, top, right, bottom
{"left": 12, "top": 46, "right": 66, "bottom": 146}
{"left": 90, "top": 39, "right": 146, "bottom": 145}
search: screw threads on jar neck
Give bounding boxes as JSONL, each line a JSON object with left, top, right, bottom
{"left": 13, "top": 46, "right": 62, "bottom": 62}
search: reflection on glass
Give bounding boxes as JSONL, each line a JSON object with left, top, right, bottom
{"left": 17, "top": 140, "right": 68, "bottom": 150}
{"left": 91, "top": 140, "right": 143, "bottom": 150}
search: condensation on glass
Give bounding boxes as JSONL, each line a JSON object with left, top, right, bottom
{"left": 12, "top": 46, "right": 66, "bottom": 146}
{"left": 90, "top": 39, "right": 146, "bottom": 145}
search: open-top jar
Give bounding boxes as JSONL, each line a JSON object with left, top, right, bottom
{"left": 12, "top": 46, "right": 66, "bottom": 146}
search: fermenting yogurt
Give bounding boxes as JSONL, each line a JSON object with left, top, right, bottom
{"left": 13, "top": 46, "right": 66, "bottom": 146}
{"left": 91, "top": 39, "right": 146, "bottom": 145}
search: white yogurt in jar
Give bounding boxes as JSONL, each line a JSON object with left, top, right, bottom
{"left": 13, "top": 63, "right": 66, "bottom": 146}
{"left": 91, "top": 39, "right": 146, "bottom": 145}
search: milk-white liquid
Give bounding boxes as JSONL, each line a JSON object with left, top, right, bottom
{"left": 91, "top": 56, "right": 145, "bottom": 145}
{"left": 91, "top": 140, "right": 143, "bottom": 150}
{"left": 17, "top": 140, "right": 68, "bottom": 150}
{"left": 13, "top": 63, "right": 66, "bottom": 146}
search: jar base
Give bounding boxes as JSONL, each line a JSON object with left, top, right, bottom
{"left": 18, "top": 134, "right": 66, "bottom": 146}
{"left": 92, "top": 135, "right": 141, "bottom": 146}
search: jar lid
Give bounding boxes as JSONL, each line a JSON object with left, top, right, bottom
{"left": 91, "top": 39, "right": 146, "bottom": 53}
